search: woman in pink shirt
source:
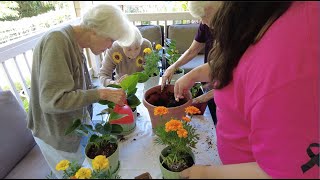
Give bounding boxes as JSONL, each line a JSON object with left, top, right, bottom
{"left": 174, "top": 1, "right": 319, "bottom": 179}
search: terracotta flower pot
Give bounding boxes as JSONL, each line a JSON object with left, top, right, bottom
{"left": 143, "top": 84, "right": 192, "bottom": 129}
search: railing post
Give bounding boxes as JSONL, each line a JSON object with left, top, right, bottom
{"left": 0, "top": 62, "right": 24, "bottom": 107}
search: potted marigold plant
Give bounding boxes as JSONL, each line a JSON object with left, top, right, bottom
{"left": 64, "top": 111, "right": 125, "bottom": 177}
{"left": 142, "top": 43, "right": 163, "bottom": 91}
{"left": 154, "top": 105, "right": 201, "bottom": 179}
{"left": 49, "top": 155, "right": 121, "bottom": 179}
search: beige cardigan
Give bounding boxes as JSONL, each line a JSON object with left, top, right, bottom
{"left": 98, "top": 39, "right": 152, "bottom": 86}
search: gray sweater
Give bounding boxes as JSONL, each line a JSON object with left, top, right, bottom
{"left": 98, "top": 39, "right": 152, "bottom": 86}
{"left": 27, "top": 25, "right": 100, "bottom": 152}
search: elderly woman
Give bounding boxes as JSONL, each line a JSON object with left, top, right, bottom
{"left": 27, "top": 4, "right": 135, "bottom": 178}
{"left": 175, "top": 1, "right": 319, "bottom": 179}
{"left": 98, "top": 25, "right": 152, "bottom": 86}
{"left": 161, "top": 1, "right": 221, "bottom": 125}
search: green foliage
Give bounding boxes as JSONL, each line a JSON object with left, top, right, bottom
{"left": 0, "top": 1, "right": 20, "bottom": 21}
{"left": 142, "top": 44, "right": 162, "bottom": 77}
{"left": 0, "top": 1, "right": 56, "bottom": 21}
{"left": 154, "top": 106, "right": 200, "bottom": 170}
{"left": 16, "top": 1, "right": 55, "bottom": 18}
{"left": 190, "top": 82, "right": 202, "bottom": 98}
{"left": 164, "top": 39, "right": 182, "bottom": 73}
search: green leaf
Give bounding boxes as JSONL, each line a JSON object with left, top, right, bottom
{"left": 96, "top": 108, "right": 112, "bottom": 116}
{"left": 82, "top": 124, "right": 94, "bottom": 135}
{"left": 108, "top": 111, "right": 128, "bottom": 123}
{"left": 133, "top": 72, "right": 149, "bottom": 83}
{"left": 95, "top": 123, "right": 107, "bottom": 135}
{"left": 111, "top": 124, "right": 123, "bottom": 134}
{"left": 65, "top": 119, "right": 81, "bottom": 135}
{"left": 106, "top": 84, "right": 122, "bottom": 88}
{"left": 127, "top": 87, "right": 137, "bottom": 96}
{"left": 127, "top": 94, "right": 141, "bottom": 109}
{"left": 120, "top": 74, "right": 139, "bottom": 91}
{"left": 103, "top": 122, "right": 112, "bottom": 133}
{"left": 89, "top": 134, "right": 100, "bottom": 143}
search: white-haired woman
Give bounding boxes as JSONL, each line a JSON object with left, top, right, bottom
{"left": 27, "top": 4, "right": 134, "bottom": 178}
{"left": 98, "top": 25, "right": 152, "bottom": 86}
{"left": 161, "top": 1, "right": 221, "bottom": 125}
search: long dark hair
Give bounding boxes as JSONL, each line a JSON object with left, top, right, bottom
{"left": 208, "top": 2, "right": 293, "bottom": 89}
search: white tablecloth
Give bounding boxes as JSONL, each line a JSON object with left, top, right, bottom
{"left": 86, "top": 83, "right": 222, "bottom": 179}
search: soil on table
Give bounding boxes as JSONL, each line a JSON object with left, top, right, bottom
{"left": 87, "top": 142, "right": 117, "bottom": 159}
{"left": 146, "top": 89, "right": 187, "bottom": 107}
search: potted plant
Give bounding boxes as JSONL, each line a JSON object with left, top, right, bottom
{"left": 64, "top": 109, "right": 126, "bottom": 176}
{"left": 49, "top": 155, "right": 121, "bottom": 179}
{"left": 164, "top": 39, "right": 184, "bottom": 84}
{"left": 142, "top": 43, "right": 163, "bottom": 91}
{"left": 143, "top": 84, "right": 192, "bottom": 129}
{"left": 190, "top": 82, "right": 208, "bottom": 115}
{"left": 99, "top": 72, "right": 149, "bottom": 135}
{"left": 153, "top": 106, "right": 201, "bottom": 179}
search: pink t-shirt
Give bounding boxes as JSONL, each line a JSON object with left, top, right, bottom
{"left": 214, "top": 2, "right": 319, "bottom": 179}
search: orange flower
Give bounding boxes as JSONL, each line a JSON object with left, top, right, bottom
{"left": 165, "top": 119, "right": 183, "bottom": 132}
{"left": 177, "top": 128, "right": 188, "bottom": 138}
{"left": 154, "top": 106, "right": 169, "bottom": 116}
{"left": 185, "top": 106, "right": 201, "bottom": 115}
{"left": 182, "top": 116, "right": 191, "bottom": 122}
{"left": 70, "top": 176, "right": 77, "bottom": 179}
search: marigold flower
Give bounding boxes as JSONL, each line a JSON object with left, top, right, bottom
{"left": 92, "top": 155, "right": 109, "bottom": 171}
{"left": 55, "top": 160, "right": 70, "bottom": 171}
{"left": 177, "top": 128, "right": 188, "bottom": 138}
{"left": 135, "top": 56, "right": 144, "bottom": 67}
{"left": 185, "top": 106, "right": 201, "bottom": 115}
{"left": 182, "top": 116, "right": 191, "bottom": 122}
{"left": 75, "top": 167, "right": 92, "bottom": 179}
{"left": 143, "top": 48, "right": 152, "bottom": 54}
{"left": 165, "top": 119, "right": 183, "bottom": 132}
{"left": 155, "top": 44, "right": 162, "bottom": 50}
{"left": 112, "top": 52, "right": 123, "bottom": 63}
{"left": 154, "top": 106, "right": 169, "bottom": 116}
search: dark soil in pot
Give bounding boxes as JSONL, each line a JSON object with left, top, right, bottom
{"left": 87, "top": 142, "right": 117, "bottom": 159}
{"left": 145, "top": 88, "right": 187, "bottom": 107}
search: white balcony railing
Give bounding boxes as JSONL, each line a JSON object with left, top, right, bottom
{"left": 0, "top": 12, "right": 198, "bottom": 108}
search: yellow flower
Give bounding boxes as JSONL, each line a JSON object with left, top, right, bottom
{"left": 154, "top": 106, "right": 169, "bottom": 116}
{"left": 165, "top": 119, "right": 183, "bottom": 132}
{"left": 136, "top": 56, "right": 144, "bottom": 67}
{"left": 112, "top": 52, "right": 123, "bottom": 63}
{"left": 185, "top": 106, "right": 201, "bottom": 116}
{"left": 177, "top": 128, "right": 188, "bottom": 138}
{"left": 55, "top": 160, "right": 70, "bottom": 171}
{"left": 92, "top": 155, "right": 109, "bottom": 171}
{"left": 182, "top": 116, "right": 191, "bottom": 123}
{"left": 143, "top": 48, "right": 152, "bottom": 54}
{"left": 75, "top": 167, "right": 92, "bottom": 179}
{"left": 155, "top": 44, "right": 162, "bottom": 50}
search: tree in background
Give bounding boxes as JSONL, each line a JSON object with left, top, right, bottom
{"left": 0, "top": 1, "right": 56, "bottom": 21}
{"left": 0, "top": 1, "right": 20, "bottom": 21}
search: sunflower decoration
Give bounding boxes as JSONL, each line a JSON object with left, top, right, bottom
{"left": 112, "top": 52, "right": 123, "bottom": 63}
{"left": 135, "top": 56, "right": 144, "bottom": 67}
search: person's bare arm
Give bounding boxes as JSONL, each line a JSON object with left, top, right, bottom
{"left": 161, "top": 40, "right": 205, "bottom": 90}
{"left": 180, "top": 162, "right": 271, "bottom": 179}
{"left": 171, "top": 40, "right": 205, "bottom": 69}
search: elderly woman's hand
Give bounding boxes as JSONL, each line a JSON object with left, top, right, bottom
{"left": 174, "top": 74, "right": 195, "bottom": 102}
{"left": 98, "top": 87, "right": 126, "bottom": 106}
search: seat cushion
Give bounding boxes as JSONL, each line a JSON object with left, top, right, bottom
{"left": 137, "top": 25, "right": 164, "bottom": 46}
{"left": 181, "top": 54, "right": 205, "bottom": 74}
{"left": 0, "top": 91, "right": 36, "bottom": 179}
{"left": 4, "top": 145, "right": 51, "bottom": 179}
{"left": 167, "top": 23, "right": 203, "bottom": 54}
